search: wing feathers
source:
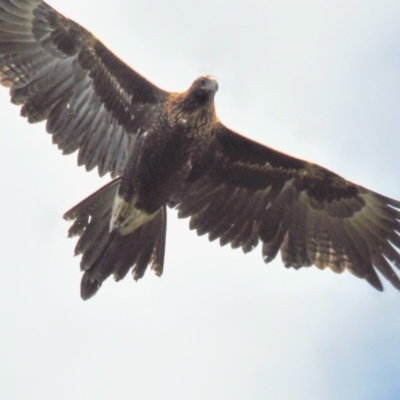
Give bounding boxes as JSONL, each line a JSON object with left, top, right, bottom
{"left": 0, "top": 0, "right": 31, "bottom": 18}
{"left": 0, "top": 0, "right": 167, "bottom": 177}
{"left": 371, "top": 253, "right": 400, "bottom": 290}
{"left": 173, "top": 125, "right": 400, "bottom": 291}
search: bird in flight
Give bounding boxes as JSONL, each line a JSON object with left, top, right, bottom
{"left": 1, "top": 0, "right": 400, "bottom": 299}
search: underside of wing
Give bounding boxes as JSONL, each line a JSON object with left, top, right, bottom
{"left": 0, "top": 0, "right": 168, "bottom": 177}
{"left": 172, "top": 124, "right": 400, "bottom": 291}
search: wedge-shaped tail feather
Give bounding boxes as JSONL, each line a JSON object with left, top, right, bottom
{"left": 64, "top": 179, "right": 166, "bottom": 300}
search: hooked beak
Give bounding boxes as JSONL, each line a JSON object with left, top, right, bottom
{"left": 203, "top": 75, "right": 219, "bottom": 92}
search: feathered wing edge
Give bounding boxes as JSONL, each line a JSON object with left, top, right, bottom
{"left": 64, "top": 179, "right": 166, "bottom": 300}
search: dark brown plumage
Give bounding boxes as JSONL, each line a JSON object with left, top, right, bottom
{"left": 1, "top": 0, "right": 400, "bottom": 299}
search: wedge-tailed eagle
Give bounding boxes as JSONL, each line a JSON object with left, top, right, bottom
{"left": 1, "top": 0, "right": 400, "bottom": 299}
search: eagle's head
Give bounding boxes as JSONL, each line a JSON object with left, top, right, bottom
{"left": 170, "top": 75, "right": 218, "bottom": 120}
{"left": 188, "top": 75, "right": 219, "bottom": 104}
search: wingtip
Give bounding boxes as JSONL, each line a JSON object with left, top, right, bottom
{"left": 365, "top": 271, "right": 384, "bottom": 292}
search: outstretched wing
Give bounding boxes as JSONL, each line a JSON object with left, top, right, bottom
{"left": 0, "top": 0, "right": 168, "bottom": 177}
{"left": 172, "top": 124, "right": 400, "bottom": 291}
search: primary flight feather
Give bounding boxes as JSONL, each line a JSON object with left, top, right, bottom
{"left": 1, "top": 0, "right": 400, "bottom": 299}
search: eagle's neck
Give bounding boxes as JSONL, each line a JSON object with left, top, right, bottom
{"left": 167, "top": 92, "right": 217, "bottom": 131}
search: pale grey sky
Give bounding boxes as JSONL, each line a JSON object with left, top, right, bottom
{"left": 1, "top": 1, "right": 400, "bottom": 399}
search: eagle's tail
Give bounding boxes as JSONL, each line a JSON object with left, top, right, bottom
{"left": 63, "top": 179, "right": 166, "bottom": 300}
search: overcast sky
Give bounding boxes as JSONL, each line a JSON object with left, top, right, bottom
{"left": 1, "top": 1, "right": 400, "bottom": 399}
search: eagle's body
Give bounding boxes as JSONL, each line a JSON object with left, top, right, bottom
{"left": 1, "top": 0, "right": 400, "bottom": 299}
{"left": 116, "top": 79, "right": 218, "bottom": 226}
